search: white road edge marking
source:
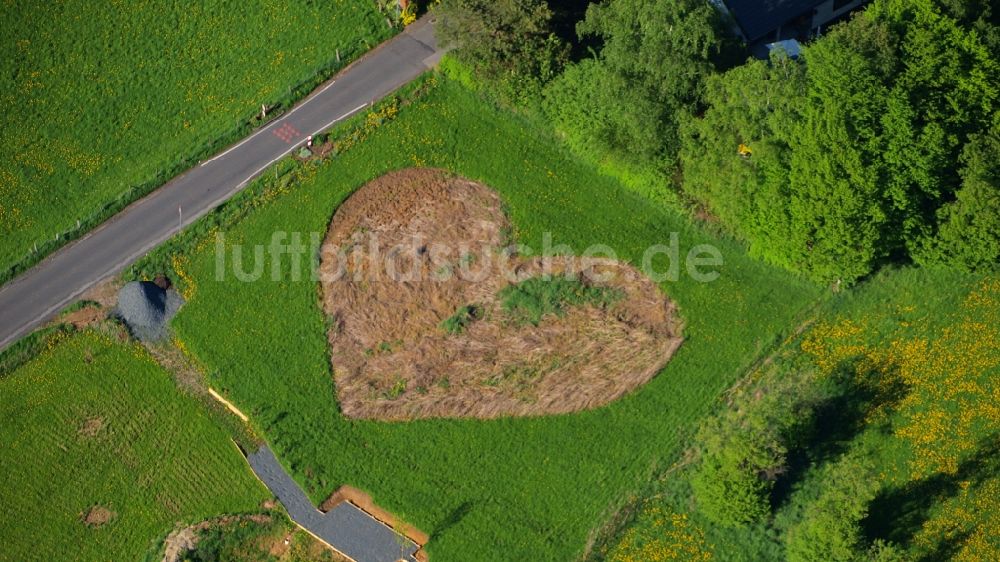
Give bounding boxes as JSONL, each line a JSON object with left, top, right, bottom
{"left": 0, "top": 102, "right": 370, "bottom": 349}
{"left": 315, "top": 103, "right": 367, "bottom": 134}
{"left": 201, "top": 80, "right": 338, "bottom": 167}
{"left": 236, "top": 103, "right": 368, "bottom": 188}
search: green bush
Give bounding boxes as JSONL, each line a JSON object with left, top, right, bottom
{"left": 689, "top": 363, "right": 827, "bottom": 527}
{"left": 785, "top": 453, "right": 882, "bottom": 562}
{"left": 690, "top": 448, "right": 776, "bottom": 527}
{"left": 865, "top": 540, "right": 910, "bottom": 562}
{"left": 912, "top": 120, "right": 1000, "bottom": 270}
{"left": 440, "top": 304, "right": 483, "bottom": 334}
{"left": 435, "top": 0, "right": 567, "bottom": 106}
{"left": 498, "top": 275, "right": 622, "bottom": 326}
{"left": 544, "top": 0, "right": 726, "bottom": 169}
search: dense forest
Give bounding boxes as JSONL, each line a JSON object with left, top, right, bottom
{"left": 437, "top": 0, "right": 1000, "bottom": 284}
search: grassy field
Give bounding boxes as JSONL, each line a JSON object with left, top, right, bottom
{"left": 0, "top": 0, "right": 392, "bottom": 281}
{"left": 606, "top": 266, "right": 1000, "bottom": 560}
{"left": 0, "top": 329, "right": 269, "bottom": 561}
{"left": 145, "top": 75, "right": 823, "bottom": 560}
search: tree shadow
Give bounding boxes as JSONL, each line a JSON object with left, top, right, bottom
{"left": 771, "top": 359, "right": 898, "bottom": 508}
{"left": 862, "top": 436, "right": 1000, "bottom": 558}
{"left": 915, "top": 529, "right": 972, "bottom": 562}
{"left": 433, "top": 501, "right": 473, "bottom": 537}
{"left": 547, "top": 0, "right": 599, "bottom": 60}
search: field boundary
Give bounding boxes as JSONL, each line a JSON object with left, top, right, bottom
{"left": 208, "top": 388, "right": 249, "bottom": 422}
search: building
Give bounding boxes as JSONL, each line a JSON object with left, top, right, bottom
{"left": 712, "top": 0, "right": 871, "bottom": 45}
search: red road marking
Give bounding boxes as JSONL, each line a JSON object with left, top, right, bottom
{"left": 271, "top": 123, "right": 301, "bottom": 144}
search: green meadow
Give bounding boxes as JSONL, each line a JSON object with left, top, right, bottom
{"left": 153, "top": 76, "right": 822, "bottom": 560}
{"left": 0, "top": 0, "right": 392, "bottom": 281}
{"left": 0, "top": 329, "right": 268, "bottom": 561}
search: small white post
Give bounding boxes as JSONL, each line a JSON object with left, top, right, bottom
{"left": 178, "top": 205, "right": 182, "bottom": 229}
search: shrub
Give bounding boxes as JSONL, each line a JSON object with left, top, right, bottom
{"left": 690, "top": 447, "right": 776, "bottom": 527}
{"left": 498, "top": 275, "right": 622, "bottom": 326}
{"left": 440, "top": 304, "right": 483, "bottom": 334}
{"left": 435, "top": 0, "right": 567, "bottom": 105}
{"left": 689, "top": 365, "right": 826, "bottom": 527}
{"left": 785, "top": 453, "right": 882, "bottom": 562}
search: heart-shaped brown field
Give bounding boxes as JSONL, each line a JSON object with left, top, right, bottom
{"left": 319, "top": 168, "right": 683, "bottom": 420}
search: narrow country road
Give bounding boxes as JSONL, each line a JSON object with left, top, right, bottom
{"left": 0, "top": 18, "right": 442, "bottom": 350}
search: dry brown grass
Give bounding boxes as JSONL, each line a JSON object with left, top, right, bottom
{"left": 78, "top": 416, "right": 105, "bottom": 438}
{"left": 81, "top": 505, "right": 114, "bottom": 528}
{"left": 319, "top": 169, "right": 683, "bottom": 420}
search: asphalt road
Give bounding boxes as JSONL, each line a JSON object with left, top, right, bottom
{"left": 247, "top": 446, "right": 419, "bottom": 562}
{"left": 0, "top": 18, "right": 442, "bottom": 350}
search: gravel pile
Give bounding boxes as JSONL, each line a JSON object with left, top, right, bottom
{"left": 115, "top": 281, "right": 184, "bottom": 341}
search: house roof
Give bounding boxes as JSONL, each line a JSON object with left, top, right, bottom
{"left": 724, "top": 0, "right": 820, "bottom": 42}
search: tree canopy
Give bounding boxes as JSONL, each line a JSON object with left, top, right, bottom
{"left": 436, "top": 0, "right": 1000, "bottom": 281}
{"left": 435, "top": 0, "right": 568, "bottom": 104}
{"left": 680, "top": 0, "right": 1000, "bottom": 282}
{"left": 543, "top": 0, "right": 727, "bottom": 167}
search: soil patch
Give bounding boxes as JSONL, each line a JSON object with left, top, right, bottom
{"left": 82, "top": 276, "right": 122, "bottom": 309}
{"left": 161, "top": 514, "right": 273, "bottom": 562}
{"left": 81, "top": 505, "right": 115, "bottom": 528}
{"left": 61, "top": 304, "right": 106, "bottom": 330}
{"left": 319, "top": 168, "right": 683, "bottom": 419}
{"left": 78, "top": 416, "right": 104, "bottom": 437}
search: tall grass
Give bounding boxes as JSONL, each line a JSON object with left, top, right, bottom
{"left": 162, "top": 76, "right": 821, "bottom": 560}
{"left": 499, "top": 276, "right": 623, "bottom": 326}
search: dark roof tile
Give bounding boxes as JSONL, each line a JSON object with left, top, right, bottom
{"left": 725, "top": 0, "right": 820, "bottom": 41}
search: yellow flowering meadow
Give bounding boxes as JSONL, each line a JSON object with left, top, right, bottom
{"left": 800, "top": 276, "right": 1000, "bottom": 558}
{"left": 608, "top": 507, "right": 713, "bottom": 562}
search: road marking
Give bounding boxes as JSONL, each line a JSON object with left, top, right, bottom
{"left": 201, "top": 80, "right": 338, "bottom": 167}
{"left": 319, "top": 80, "right": 337, "bottom": 94}
{"left": 272, "top": 123, "right": 301, "bottom": 143}
{"left": 315, "top": 103, "right": 367, "bottom": 136}
{"left": 201, "top": 118, "right": 283, "bottom": 166}
{"left": 237, "top": 103, "right": 370, "bottom": 188}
